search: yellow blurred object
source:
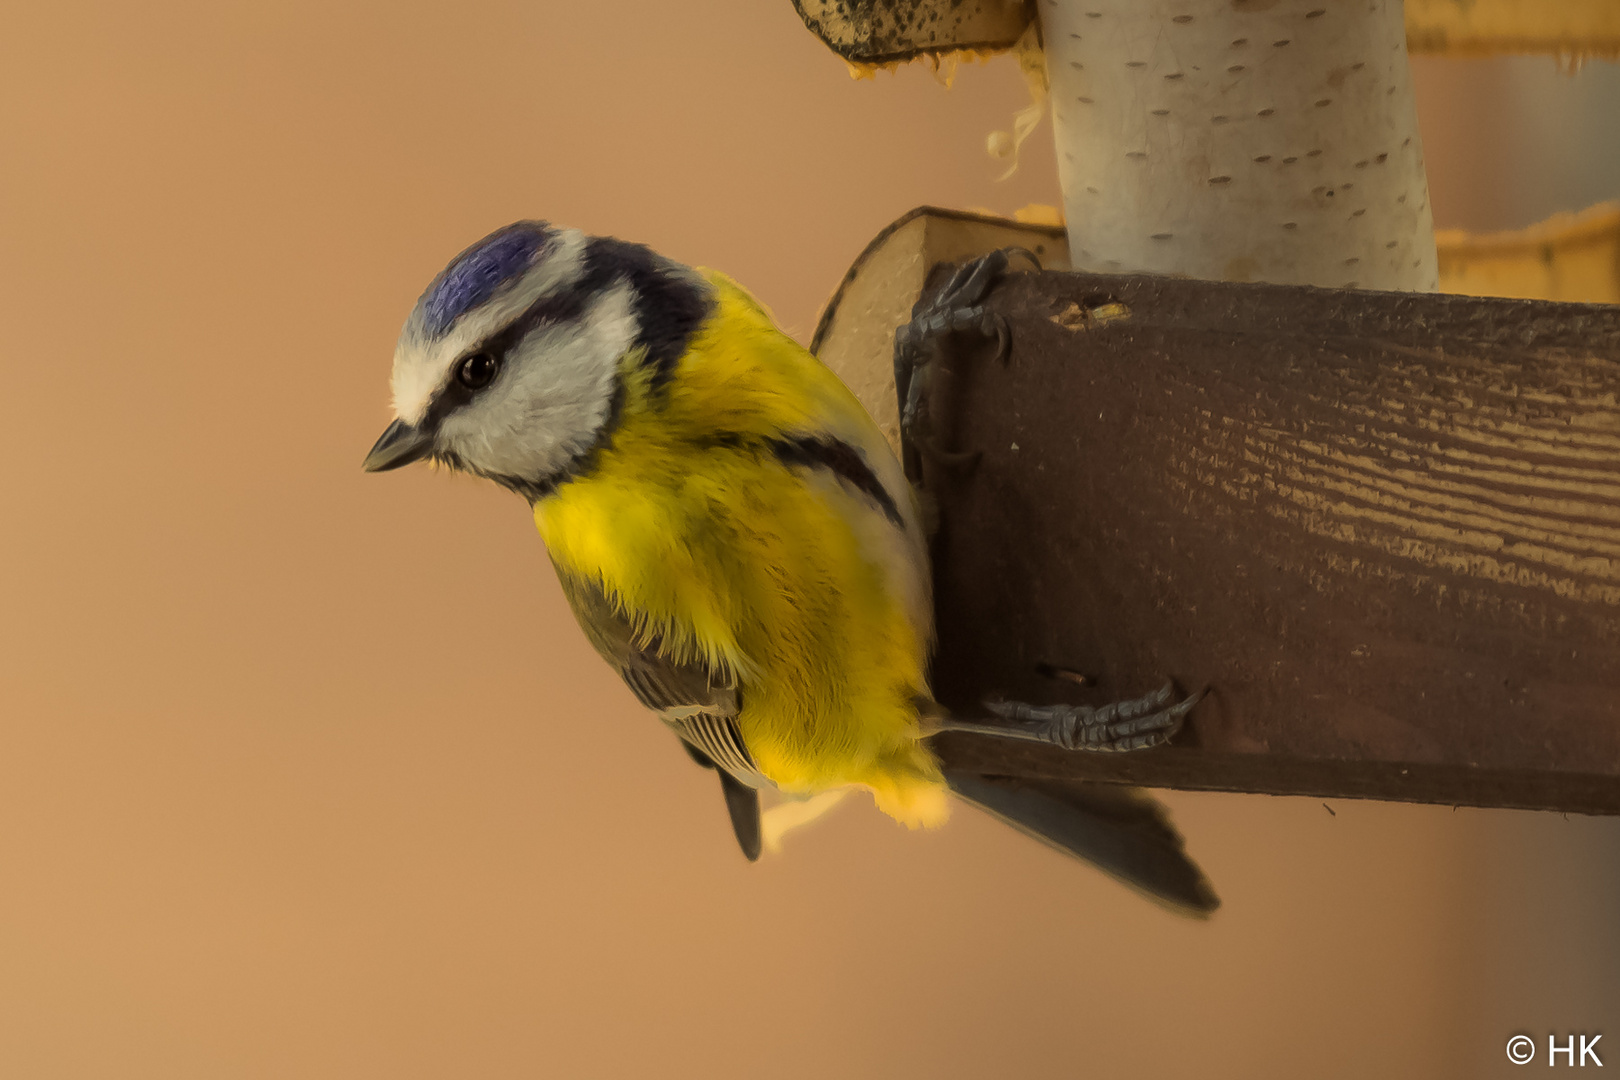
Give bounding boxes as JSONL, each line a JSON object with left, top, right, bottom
{"left": 1013, "top": 203, "right": 1065, "bottom": 228}
{"left": 1436, "top": 203, "right": 1620, "bottom": 304}
{"left": 911, "top": 203, "right": 1619, "bottom": 306}
{"left": 1406, "top": 0, "right": 1620, "bottom": 58}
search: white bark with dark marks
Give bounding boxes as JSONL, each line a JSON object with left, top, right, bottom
{"left": 1041, "top": 0, "right": 1438, "bottom": 290}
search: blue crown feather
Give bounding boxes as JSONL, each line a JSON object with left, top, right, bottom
{"left": 421, "top": 223, "right": 551, "bottom": 337}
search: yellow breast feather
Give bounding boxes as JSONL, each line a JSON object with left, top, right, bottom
{"left": 535, "top": 272, "right": 948, "bottom": 827}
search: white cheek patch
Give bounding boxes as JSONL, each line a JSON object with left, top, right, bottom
{"left": 387, "top": 229, "right": 589, "bottom": 426}
{"left": 436, "top": 281, "right": 641, "bottom": 482}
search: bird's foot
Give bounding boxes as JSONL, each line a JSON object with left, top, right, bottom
{"left": 939, "top": 680, "right": 1203, "bottom": 753}
{"left": 893, "top": 247, "right": 1040, "bottom": 484}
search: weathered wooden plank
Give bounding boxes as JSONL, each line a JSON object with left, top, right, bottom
{"left": 811, "top": 206, "right": 1620, "bottom": 448}
{"left": 916, "top": 267, "right": 1620, "bottom": 813}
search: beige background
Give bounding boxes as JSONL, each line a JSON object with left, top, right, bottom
{"left": 1, "top": 2, "right": 1616, "bottom": 1076}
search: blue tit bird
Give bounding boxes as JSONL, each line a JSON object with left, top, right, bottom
{"left": 364, "top": 221, "right": 1216, "bottom": 914}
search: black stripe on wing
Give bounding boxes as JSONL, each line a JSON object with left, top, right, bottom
{"left": 767, "top": 435, "right": 904, "bottom": 528}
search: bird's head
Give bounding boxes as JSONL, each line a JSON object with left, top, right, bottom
{"left": 362, "top": 220, "right": 709, "bottom": 499}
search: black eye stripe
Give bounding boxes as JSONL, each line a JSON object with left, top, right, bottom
{"left": 424, "top": 235, "right": 713, "bottom": 421}
{"left": 418, "top": 296, "right": 562, "bottom": 430}
{"left": 414, "top": 235, "right": 714, "bottom": 510}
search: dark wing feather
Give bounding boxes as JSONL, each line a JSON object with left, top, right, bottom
{"left": 946, "top": 772, "right": 1220, "bottom": 916}
{"left": 553, "top": 566, "right": 762, "bottom": 859}
{"left": 717, "top": 771, "right": 763, "bottom": 862}
{"left": 554, "top": 565, "right": 736, "bottom": 717}
{"left": 680, "top": 742, "right": 762, "bottom": 862}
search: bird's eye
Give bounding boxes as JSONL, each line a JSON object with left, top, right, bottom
{"left": 456, "top": 352, "right": 499, "bottom": 390}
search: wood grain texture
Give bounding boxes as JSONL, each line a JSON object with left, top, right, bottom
{"left": 920, "top": 267, "right": 1620, "bottom": 812}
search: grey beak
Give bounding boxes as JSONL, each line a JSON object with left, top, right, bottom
{"left": 363, "top": 418, "right": 435, "bottom": 472}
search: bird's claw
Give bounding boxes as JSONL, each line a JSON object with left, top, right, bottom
{"left": 894, "top": 247, "right": 1038, "bottom": 485}
{"left": 983, "top": 681, "right": 1204, "bottom": 753}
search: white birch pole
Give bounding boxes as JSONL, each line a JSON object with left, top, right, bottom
{"left": 1040, "top": 0, "right": 1438, "bottom": 290}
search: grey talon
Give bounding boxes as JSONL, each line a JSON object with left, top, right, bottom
{"left": 893, "top": 247, "right": 1036, "bottom": 486}
{"left": 946, "top": 678, "right": 1202, "bottom": 754}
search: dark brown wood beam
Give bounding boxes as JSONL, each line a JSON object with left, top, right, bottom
{"left": 917, "top": 265, "right": 1620, "bottom": 814}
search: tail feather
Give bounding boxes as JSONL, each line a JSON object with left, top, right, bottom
{"left": 946, "top": 772, "right": 1220, "bottom": 917}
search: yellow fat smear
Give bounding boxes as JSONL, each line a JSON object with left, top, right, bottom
{"left": 536, "top": 273, "right": 948, "bottom": 829}
{"left": 843, "top": 23, "right": 1049, "bottom": 182}
{"left": 844, "top": 48, "right": 998, "bottom": 86}
{"left": 986, "top": 22, "right": 1049, "bottom": 180}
